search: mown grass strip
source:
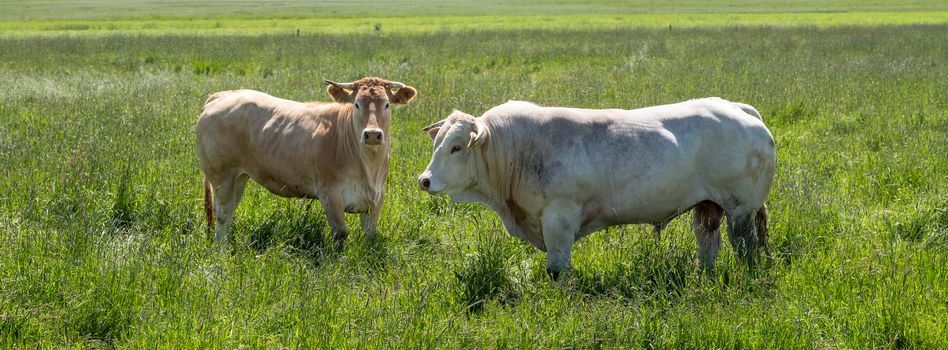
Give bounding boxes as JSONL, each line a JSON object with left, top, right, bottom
{"left": 1, "top": 11, "right": 946, "bottom": 37}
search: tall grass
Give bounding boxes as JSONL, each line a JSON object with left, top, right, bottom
{"left": 0, "top": 24, "right": 945, "bottom": 347}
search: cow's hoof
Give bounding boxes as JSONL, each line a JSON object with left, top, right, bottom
{"left": 332, "top": 232, "right": 348, "bottom": 251}
{"left": 546, "top": 268, "right": 571, "bottom": 281}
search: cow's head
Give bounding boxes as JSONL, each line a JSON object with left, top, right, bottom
{"left": 325, "top": 77, "right": 417, "bottom": 147}
{"left": 417, "top": 110, "right": 488, "bottom": 195}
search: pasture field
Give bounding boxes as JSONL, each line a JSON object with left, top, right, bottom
{"left": 1, "top": 2, "right": 947, "bottom": 348}
{"left": 2, "top": 12, "right": 947, "bottom": 37}
{"left": 3, "top": 0, "right": 947, "bottom": 21}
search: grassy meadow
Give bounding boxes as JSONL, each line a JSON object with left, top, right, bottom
{"left": 1, "top": 1, "right": 947, "bottom": 348}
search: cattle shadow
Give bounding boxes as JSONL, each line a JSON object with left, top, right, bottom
{"left": 242, "top": 203, "right": 396, "bottom": 270}
{"left": 570, "top": 249, "right": 694, "bottom": 301}
{"left": 567, "top": 233, "right": 778, "bottom": 302}
{"left": 345, "top": 232, "right": 391, "bottom": 274}
{"left": 453, "top": 231, "right": 523, "bottom": 314}
{"left": 245, "top": 204, "right": 332, "bottom": 265}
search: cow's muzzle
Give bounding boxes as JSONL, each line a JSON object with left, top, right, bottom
{"left": 362, "top": 128, "right": 383, "bottom": 145}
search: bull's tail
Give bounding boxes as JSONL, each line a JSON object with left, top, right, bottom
{"left": 203, "top": 176, "right": 215, "bottom": 232}
{"left": 755, "top": 204, "right": 771, "bottom": 259}
{"left": 734, "top": 102, "right": 763, "bottom": 122}
{"left": 203, "top": 90, "right": 232, "bottom": 107}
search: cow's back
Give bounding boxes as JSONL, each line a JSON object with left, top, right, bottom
{"left": 196, "top": 90, "right": 345, "bottom": 198}
{"left": 198, "top": 90, "right": 286, "bottom": 169}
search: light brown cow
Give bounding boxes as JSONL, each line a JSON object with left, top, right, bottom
{"left": 197, "top": 77, "right": 417, "bottom": 248}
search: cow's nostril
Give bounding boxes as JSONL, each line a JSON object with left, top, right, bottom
{"left": 420, "top": 178, "right": 431, "bottom": 189}
{"left": 363, "top": 130, "right": 383, "bottom": 144}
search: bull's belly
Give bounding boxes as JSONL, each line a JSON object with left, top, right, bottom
{"left": 592, "top": 191, "right": 706, "bottom": 224}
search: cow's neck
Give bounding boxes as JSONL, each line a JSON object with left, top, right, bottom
{"left": 336, "top": 106, "right": 388, "bottom": 197}
{"left": 356, "top": 145, "right": 389, "bottom": 196}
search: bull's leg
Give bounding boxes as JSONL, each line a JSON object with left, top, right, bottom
{"left": 652, "top": 222, "right": 666, "bottom": 241}
{"left": 755, "top": 204, "right": 771, "bottom": 259}
{"left": 692, "top": 200, "right": 724, "bottom": 269}
{"left": 541, "top": 200, "right": 582, "bottom": 280}
{"left": 359, "top": 193, "right": 383, "bottom": 238}
{"left": 320, "top": 193, "right": 349, "bottom": 250}
{"left": 212, "top": 174, "right": 249, "bottom": 249}
{"left": 726, "top": 211, "right": 758, "bottom": 264}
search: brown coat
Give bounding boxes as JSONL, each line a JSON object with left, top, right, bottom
{"left": 197, "top": 77, "right": 416, "bottom": 247}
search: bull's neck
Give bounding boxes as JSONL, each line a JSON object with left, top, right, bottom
{"left": 471, "top": 117, "right": 522, "bottom": 209}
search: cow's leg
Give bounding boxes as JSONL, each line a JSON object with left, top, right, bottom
{"left": 359, "top": 193, "right": 383, "bottom": 238}
{"left": 541, "top": 200, "right": 582, "bottom": 280}
{"left": 212, "top": 173, "right": 248, "bottom": 249}
{"left": 726, "top": 210, "right": 758, "bottom": 264}
{"left": 692, "top": 200, "right": 724, "bottom": 269}
{"left": 320, "top": 192, "right": 349, "bottom": 250}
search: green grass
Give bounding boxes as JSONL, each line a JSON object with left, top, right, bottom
{"left": 1, "top": 7, "right": 947, "bottom": 349}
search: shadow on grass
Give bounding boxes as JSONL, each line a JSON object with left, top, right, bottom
{"left": 108, "top": 161, "right": 136, "bottom": 231}
{"left": 569, "top": 236, "right": 779, "bottom": 302}
{"left": 570, "top": 248, "right": 695, "bottom": 301}
{"left": 245, "top": 204, "right": 331, "bottom": 265}
{"left": 886, "top": 206, "right": 948, "bottom": 252}
{"left": 454, "top": 232, "right": 521, "bottom": 314}
{"left": 346, "top": 232, "right": 391, "bottom": 273}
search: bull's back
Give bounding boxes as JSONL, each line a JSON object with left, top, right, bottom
{"left": 490, "top": 99, "right": 774, "bottom": 222}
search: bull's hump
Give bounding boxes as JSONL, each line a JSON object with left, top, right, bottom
{"left": 483, "top": 100, "right": 541, "bottom": 116}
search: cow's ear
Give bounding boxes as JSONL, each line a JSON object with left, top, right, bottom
{"left": 326, "top": 85, "right": 355, "bottom": 103}
{"left": 391, "top": 86, "right": 417, "bottom": 105}
{"left": 468, "top": 119, "right": 488, "bottom": 148}
{"left": 422, "top": 120, "right": 444, "bottom": 141}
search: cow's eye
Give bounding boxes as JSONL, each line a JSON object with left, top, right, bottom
{"left": 354, "top": 103, "right": 360, "bottom": 110}
{"left": 385, "top": 102, "right": 390, "bottom": 109}
{"left": 450, "top": 145, "right": 462, "bottom": 154}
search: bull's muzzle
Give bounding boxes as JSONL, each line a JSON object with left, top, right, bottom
{"left": 418, "top": 175, "right": 432, "bottom": 192}
{"left": 362, "top": 128, "right": 383, "bottom": 145}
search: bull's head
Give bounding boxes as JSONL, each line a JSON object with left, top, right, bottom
{"left": 325, "top": 77, "right": 417, "bottom": 147}
{"left": 417, "top": 111, "right": 488, "bottom": 195}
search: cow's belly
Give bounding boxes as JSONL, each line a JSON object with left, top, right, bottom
{"left": 251, "top": 172, "right": 319, "bottom": 199}
{"left": 340, "top": 181, "right": 375, "bottom": 213}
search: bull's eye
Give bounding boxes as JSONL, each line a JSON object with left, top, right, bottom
{"left": 450, "top": 145, "right": 462, "bottom": 154}
{"left": 354, "top": 103, "right": 360, "bottom": 110}
{"left": 385, "top": 102, "right": 390, "bottom": 109}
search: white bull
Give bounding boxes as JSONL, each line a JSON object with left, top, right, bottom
{"left": 418, "top": 98, "right": 775, "bottom": 277}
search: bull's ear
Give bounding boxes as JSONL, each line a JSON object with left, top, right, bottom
{"left": 326, "top": 83, "right": 355, "bottom": 103}
{"left": 391, "top": 86, "right": 417, "bottom": 105}
{"left": 468, "top": 119, "right": 488, "bottom": 148}
{"left": 422, "top": 120, "right": 444, "bottom": 141}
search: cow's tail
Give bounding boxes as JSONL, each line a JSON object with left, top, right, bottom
{"left": 756, "top": 204, "right": 771, "bottom": 259}
{"left": 734, "top": 102, "right": 763, "bottom": 122}
{"left": 203, "top": 176, "right": 215, "bottom": 233}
